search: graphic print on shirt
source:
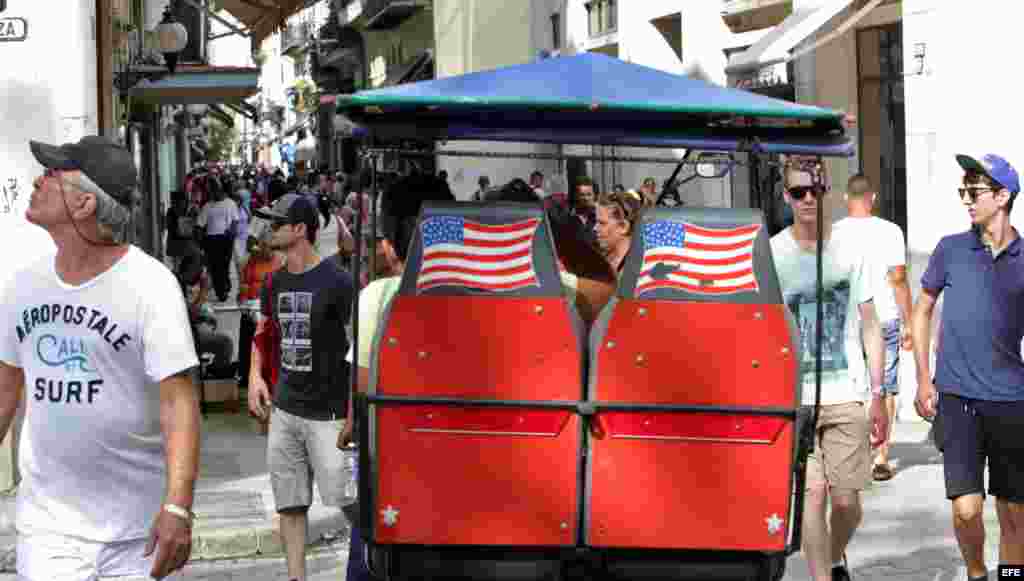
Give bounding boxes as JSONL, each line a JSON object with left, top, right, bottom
{"left": 786, "top": 281, "right": 851, "bottom": 375}
{"left": 14, "top": 303, "right": 133, "bottom": 405}
{"left": 279, "top": 291, "right": 313, "bottom": 372}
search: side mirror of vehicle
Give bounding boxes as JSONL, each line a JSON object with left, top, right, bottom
{"left": 695, "top": 152, "right": 734, "bottom": 179}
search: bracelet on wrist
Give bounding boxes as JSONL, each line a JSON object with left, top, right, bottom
{"left": 163, "top": 503, "right": 195, "bottom": 525}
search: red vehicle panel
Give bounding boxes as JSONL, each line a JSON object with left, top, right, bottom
{"left": 586, "top": 300, "right": 797, "bottom": 551}
{"left": 591, "top": 302, "right": 797, "bottom": 408}
{"left": 374, "top": 295, "right": 584, "bottom": 546}
{"left": 374, "top": 408, "right": 580, "bottom": 546}
{"left": 376, "top": 296, "right": 582, "bottom": 401}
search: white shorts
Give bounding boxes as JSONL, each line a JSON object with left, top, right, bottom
{"left": 17, "top": 532, "right": 182, "bottom": 581}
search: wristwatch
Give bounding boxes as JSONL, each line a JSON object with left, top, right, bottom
{"left": 163, "top": 503, "right": 195, "bottom": 525}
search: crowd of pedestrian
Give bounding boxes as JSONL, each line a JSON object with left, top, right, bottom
{"left": 0, "top": 133, "right": 1020, "bottom": 581}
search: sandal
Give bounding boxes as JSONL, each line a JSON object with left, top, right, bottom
{"left": 872, "top": 463, "right": 894, "bottom": 481}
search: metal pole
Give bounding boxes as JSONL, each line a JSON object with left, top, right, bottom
{"left": 812, "top": 157, "right": 824, "bottom": 449}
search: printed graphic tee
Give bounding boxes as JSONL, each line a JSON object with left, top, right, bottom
{"left": 0, "top": 246, "right": 198, "bottom": 542}
{"left": 261, "top": 258, "right": 354, "bottom": 420}
{"left": 770, "top": 228, "right": 874, "bottom": 406}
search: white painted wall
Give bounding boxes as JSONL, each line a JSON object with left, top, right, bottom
{"left": 0, "top": 0, "right": 101, "bottom": 287}
{"left": 903, "top": 0, "right": 1024, "bottom": 255}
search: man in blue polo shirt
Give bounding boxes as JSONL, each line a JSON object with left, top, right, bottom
{"left": 911, "top": 153, "right": 1024, "bottom": 581}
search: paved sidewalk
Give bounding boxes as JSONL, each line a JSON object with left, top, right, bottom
{"left": 0, "top": 411, "right": 350, "bottom": 573}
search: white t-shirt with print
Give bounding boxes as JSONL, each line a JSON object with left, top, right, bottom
{"left": 197, "top": 199, "right": 240, "bottom": 236}
{"left": 831, "top": 216, "right": 905, "bottom": 323}
{"left": 770, "top": 228, "right": 874, "bottom": 406}
{"left": 0, "top": 247, "right": 198, "bottom": 542}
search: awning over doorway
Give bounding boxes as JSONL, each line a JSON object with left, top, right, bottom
{"left": 129, "top": 65, "right": 259, "bottom": 105}
{"left": 725, "top": 0, "right": 860, "bottom": 75}
{"left": 217, "top": 0, "right": 308, "bottom": 47}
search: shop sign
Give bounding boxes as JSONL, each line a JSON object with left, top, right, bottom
{"left": 0, "top": 17, "right": 27, "bottom": 42}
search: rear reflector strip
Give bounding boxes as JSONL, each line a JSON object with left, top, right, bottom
{"left": 396, "top": 407, "right": 572, "bottom": 437}
{"left": 597, "top": 412, "right": 787, "bottom": 444}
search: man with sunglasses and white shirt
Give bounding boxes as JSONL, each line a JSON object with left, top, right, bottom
{"left": 911, "top": 154, "right": 1024, "bottom": 581}
{"left": 770, "top": 159, "right": 887, "bottom": 581}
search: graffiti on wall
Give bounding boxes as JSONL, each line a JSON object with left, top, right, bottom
{"left": 0, "top": 177, "right": 21, "bottom": 214}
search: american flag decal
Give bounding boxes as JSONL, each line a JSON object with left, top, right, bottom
{"left": 636, "top": 220, "right": 761, "bottom": 296}
{"left": 417, "top": 216, "right": 541, "bottom": 292}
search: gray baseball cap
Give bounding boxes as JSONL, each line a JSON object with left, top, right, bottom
{"left": 30, "top": 136, "right": 140, "bottom": 207}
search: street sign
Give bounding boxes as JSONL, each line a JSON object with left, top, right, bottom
{"left": 0, "top": 17, "right": 27, "bottom": 42}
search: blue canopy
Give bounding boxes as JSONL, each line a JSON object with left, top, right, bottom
{"left": 335, "top": 52, "right": 853, "bottom": 156}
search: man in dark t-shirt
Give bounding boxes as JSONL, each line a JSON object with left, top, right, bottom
{"left": 246, "top": 193, "right": 354, "bottom": 581}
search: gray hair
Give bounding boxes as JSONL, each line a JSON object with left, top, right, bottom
{"left": 73, "top": 172, "right": 132, "bottom": 243}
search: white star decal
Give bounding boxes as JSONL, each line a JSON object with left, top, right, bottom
{"left": 766, "top": 513, "right": 784, "bottom": 535}
{"left": 381, "top": 505, "right": 399, "bottom": 527}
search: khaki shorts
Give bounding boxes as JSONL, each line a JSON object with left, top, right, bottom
{"left": 804, "top": 402, "right": 871, "bottom": 493}
{"left": 268, "top": 407, "right": 351, "bottom": 511}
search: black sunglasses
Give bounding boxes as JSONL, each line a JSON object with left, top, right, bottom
{"left": 788, "top": 186, "right": 822, "bottom": 201}
{"left": 957, "top": 187, "right": 995, "bottom": 203}
{"left": 270, "top": 220, "right": 294, "bottom": 231}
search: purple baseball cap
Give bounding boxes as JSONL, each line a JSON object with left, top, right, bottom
{"left": 956, "top": 153, "right": 1020, "bottom": 194}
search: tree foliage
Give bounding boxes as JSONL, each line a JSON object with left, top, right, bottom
{"left": 206, "top": 119, "right": 238, "bottom": 162}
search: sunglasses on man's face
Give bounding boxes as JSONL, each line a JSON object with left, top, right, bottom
{"left": 788, "top": 186, "right": 821, "bottom": 201}
{"left": 270, "top": 221, "right": 294, "bottom": 231}
{"left": 957, "top": 187, "right": 995, "bottom": 203}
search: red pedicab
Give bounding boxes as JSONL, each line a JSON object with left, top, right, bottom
{"left": 336, "top": 52, "right": 852, "bottom": 581}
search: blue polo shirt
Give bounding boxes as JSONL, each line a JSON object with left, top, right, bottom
{"left": 922, "top": 228, "right": 1024, "bottom": 401}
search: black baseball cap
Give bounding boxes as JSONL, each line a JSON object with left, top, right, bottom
{"left": 254, "top": 193, "right": 319, "bottom": 233}
{"left": 29, "top": 136, "right": 140, "bottom": 207}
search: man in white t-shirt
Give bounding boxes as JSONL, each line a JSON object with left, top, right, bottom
{"left": 0, "top": 136, "right": 200, "bottom": 581}
{"left": 770, "top": 161, "right": 887, "bottom": 581}
{"left": 832, "top": 174, "right": 913, "bottom": 482}
{"left": 196, "top": 180, "right": 240, "bottom": 302}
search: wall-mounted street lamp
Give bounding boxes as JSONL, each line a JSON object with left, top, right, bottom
{"left": 155, "top": 3, "right": 188, "bottom": 74}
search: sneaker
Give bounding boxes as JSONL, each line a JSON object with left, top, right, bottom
{"left": 832, "top": 554, "right": 852, "bottom": 581}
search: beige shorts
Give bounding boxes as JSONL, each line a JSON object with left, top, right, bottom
{"left": 17, "top": 532, "right": 181, "bottom": 581}
{"left": 267, "top": 407, "right": 352, "bottom": 511}
{"left": 804, "top": 402, "right": 871, "bottom": 493}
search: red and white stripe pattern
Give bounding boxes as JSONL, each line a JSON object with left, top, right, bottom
{"left": 636, "top": 220, "right": 761, "bottom": 296}
{"left": 416, "top": 215, "right": 541, "bottom": 292}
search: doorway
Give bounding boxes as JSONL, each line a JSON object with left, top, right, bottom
{"left": 857, "top": 22, "right": 907, "bottom": 232}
